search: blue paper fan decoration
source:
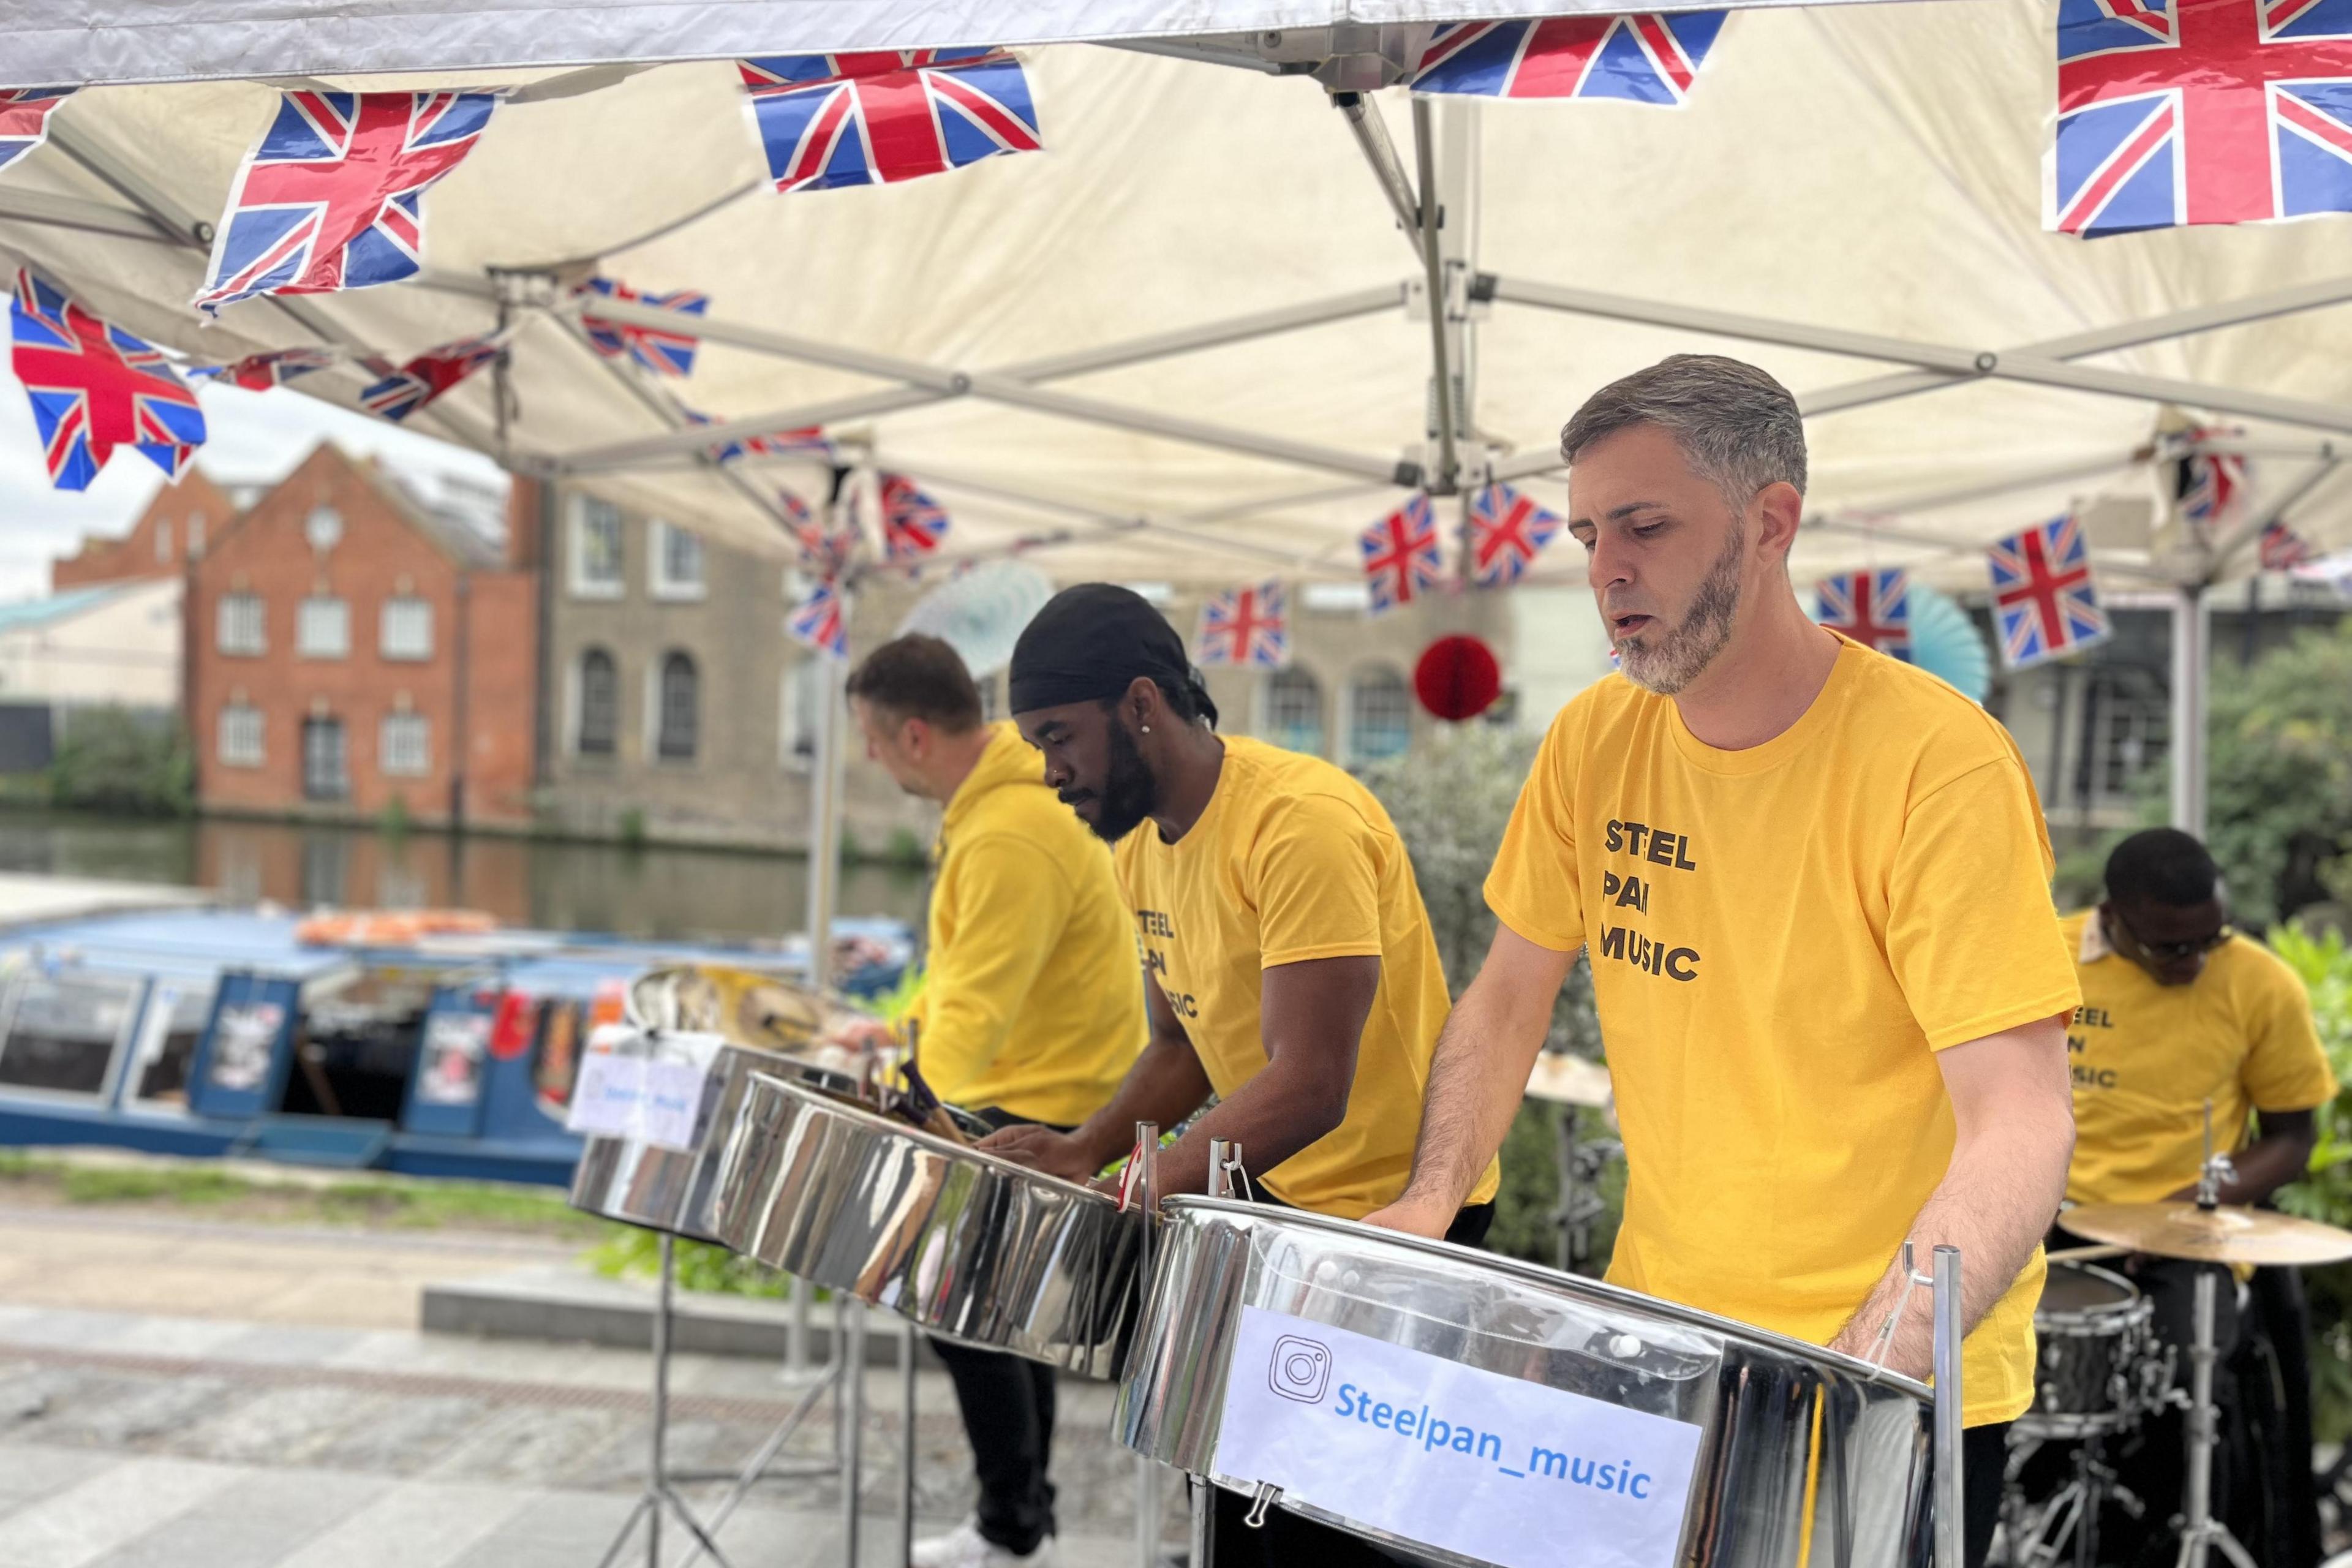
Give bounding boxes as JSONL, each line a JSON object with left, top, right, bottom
{"left": 894, "top": 560, "right": 1054, "bottom": 679}
{"left": 1812, "top": 578, "right": 1991, "bottom": 703}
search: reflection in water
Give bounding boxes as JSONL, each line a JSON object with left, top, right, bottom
{"left": 0, "top": 810, "right": 928, "bottom": 943}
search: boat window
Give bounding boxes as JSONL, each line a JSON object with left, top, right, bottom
{"left": 0, "top": 974, "right": 141, "bottom": 1098}
{"left": 126, "top": 982, "right": 219, "bottom": 1109}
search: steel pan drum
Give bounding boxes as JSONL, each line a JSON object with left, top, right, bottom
{"left": 568, "top": 1028, "right": 984, "bottom": 1241}
{"left": 708, "top": 1071, "right": 1147, "bottom": 1377}
{"left": 1118, "top": 1198, "right": 1934, "bottom": 1568}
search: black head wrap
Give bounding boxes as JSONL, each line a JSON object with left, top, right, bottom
{"left": 1009, "top": 583, "right": 1218, "bottom": 725}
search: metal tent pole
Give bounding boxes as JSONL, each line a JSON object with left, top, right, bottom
{"left": 2169, "top": 585, "right": 2209, "bottom": 838}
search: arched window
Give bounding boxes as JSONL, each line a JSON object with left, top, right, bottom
{"left": 576, "top": 648, "right": 618, "bottom": 756}
{"left": 1261, "top": 668, "right": 1325, "bottom": 756}
{"left": 657, "top": 651, "right": 699, "bottom": 761}
{"left": 1346, "top": 666, "right": 1412, "bottom": 764}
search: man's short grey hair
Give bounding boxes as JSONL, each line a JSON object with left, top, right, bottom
{"left": 1558, "top": 353, "right": 1807, "bottom": 505}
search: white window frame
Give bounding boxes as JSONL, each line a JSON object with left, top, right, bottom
{"left": 380, "top": 712, "right": 431, "bottom": 777}
{"left": 1259, "top": 666, "right": 1327, "bottom": 757}
{"left": 649, "top": 520, "right": 707, "bottom": 602}
{"left": 379, "top": 597, "right": 434, "bottom": 662}
{"left": 217, "top": 704, "right": 263, "bottom": 767}
{"left": 1343, "top": 666, "right": 1413, "bottom": 766}
{"left": 216, "top": 594, "right": 265, "bottom": 657}
{"left": 574, "top": 647, "right": 620, "bottom": 759}
{"left": 781, "top": 655, "right": 820, "bottom": 772}
{"left": 296, "top": 595, "right": 350, "bottom": 660}
{"left": 569, "top": 494, "right": 625, "bottom": 600}
{"left": 651, "top": 650, "right": 698, "bottom": 763}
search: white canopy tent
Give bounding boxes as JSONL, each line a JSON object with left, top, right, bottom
{"left": 1, "top": 0, "right": 2348, "bottom": 841}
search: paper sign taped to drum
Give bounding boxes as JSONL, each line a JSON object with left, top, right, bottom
{"left": 565, "top": 1050, "right": 709, "bottom": 1150}
{"left": 1216, "top": 1306, "right": 1702, "bottom": 1568}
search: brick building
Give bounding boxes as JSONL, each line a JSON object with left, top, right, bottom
{"left": 187, "top": 445, "right": 538, "bottom": 828}
{"left": 51, "top": 469, "right": 240, "bottom": 589}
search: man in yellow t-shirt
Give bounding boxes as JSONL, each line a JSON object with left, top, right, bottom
{"left": 2054, "top": 827, "right": 2334, "bottom": 1562}
{"left": 1366, "top": 355, "right": 2080, "bottom": 1568}
{"left": 844, "top": 634, "right": 1145, "bottom": 1568}
{"left": 985, "top": 582, "right": 1499, "bottom": 1568}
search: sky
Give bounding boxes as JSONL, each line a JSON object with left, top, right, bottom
{"left": 0, "top": 362, "right": 509, "bottom": 600}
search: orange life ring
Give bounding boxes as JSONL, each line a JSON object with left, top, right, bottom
{"left": 295, "top": 908, "right": 500, "bottom": 947}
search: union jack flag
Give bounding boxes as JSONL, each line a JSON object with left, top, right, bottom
{"left": 684, "top": 408, "right": 835, "bottom": 464}
{"left": 1195, "top": 582, "right": 1289, "bottom": 668}
{"left": 2052, "top": 0, "right": 2352, "bottom": 235}
{"left": 880, "top": 474, "right": 950, "bottom": 562}
{"left": 2260, "top": 519, "right": 2316, "bottom": 569}
{"left": 9, "top": 270, "right": 206, "bottom": 492}
{"left": 2176, "top": 427, "right": 2247, "bottom": 527}
{"left": 0, "top": 89, "right": 74, "bottom": 172}
{"left": 359, "top": 330, "right": 507, "bottom": 423}
{"left": 195, "top": 89, "right": 498, "bottom": 313}
{"left": 1412, "top": 15, "right": 1725, "bottom": 103}
{"left": 740, "top": 51, "right": 1042, "bottom": 192}
{"left": 1987, "top": 515, "right": 2113, "bottom": 669}
{"left": 1360, "top": 494, "right": 1446, "bottom": 614}
{"left": 187, "top": 347, "right": 337, "bottom": 391}
{"left": 788, "top": 579, "right": 849, "bottom": 657}
{"left": 578, "top": 277, "right": 707, "bottom": 377}
{"left": 782, "top": 489, "right": 858, "bottom": 575}
{"left": 1814, "top": 568, "right": 1913, "bottom": 660}
{"left": 1466, "top": 484, "right": 1564, "bottom": 587}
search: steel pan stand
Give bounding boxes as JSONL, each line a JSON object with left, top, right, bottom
{"left": 595, "top": 1234, "right": 739, "bottom": 1568}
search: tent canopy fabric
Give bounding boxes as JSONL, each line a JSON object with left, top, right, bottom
{"left": 1, "top": 0, "right": 2349, "bottom": 595}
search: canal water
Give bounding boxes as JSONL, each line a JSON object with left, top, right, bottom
{"left": 0, "top": 810, "right": 928, "bottom": 943}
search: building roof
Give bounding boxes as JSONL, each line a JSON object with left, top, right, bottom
{"left": 0, "top": 584, "right": 138, "bottom": 634}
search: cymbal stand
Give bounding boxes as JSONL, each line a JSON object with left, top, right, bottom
{"left": 2175, "top": 1123, "right": 2254, "bottom": 1568}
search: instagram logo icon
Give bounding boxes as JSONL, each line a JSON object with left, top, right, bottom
{"left": 1268, "top": 1335, "right": 1333, "bottom": 1404}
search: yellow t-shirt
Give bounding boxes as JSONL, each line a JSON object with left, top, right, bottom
{"left": 1484, "top": 638, "right": 2081, "bottom": 1425}
{"left": 910, "top": 723, "right": 1146, "bottom": 1126}
{"left": 1114, "top": 736, "right": 1501, "bottom": 1219}
{"left": 2062, "top": 909, "right": 2336, "bottom": 1207}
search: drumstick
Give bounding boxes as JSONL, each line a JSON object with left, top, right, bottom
{"left": 2046, "top": 1243, "right": 2131, "bottom": 1263}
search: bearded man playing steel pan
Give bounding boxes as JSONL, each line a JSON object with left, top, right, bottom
{"left": 1365, "top": 355, "right": 2081, "bottom": 1568}
{"left": 984, "top": 582, "right": 1500, "bottom": 1568}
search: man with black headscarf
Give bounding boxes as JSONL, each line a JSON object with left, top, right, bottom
{"left": 982, "top": 583, "right": 1499, "bottom": 1568}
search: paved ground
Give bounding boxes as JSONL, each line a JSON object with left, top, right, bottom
{"left": 0, "top": 1206, "right": 1174, "bottom": 1567}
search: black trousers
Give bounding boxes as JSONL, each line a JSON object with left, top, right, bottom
{"left": 1205, "top": 1195, "right": 1496, "bottom": 1568}
{"left": 1962, "top": 1424, "right": 2005, "bottom": 1568}
{"left": 2113, "top": 1256, "right": 2243, "bottom": 1567}
{"left": 935, "top": 1107, "right": 1069, "bottom": 1556}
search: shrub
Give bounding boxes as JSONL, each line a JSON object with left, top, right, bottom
{"left": 46, "top": 708, "right": 191, "bottom": 816}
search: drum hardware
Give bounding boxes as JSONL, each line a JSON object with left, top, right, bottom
{"left": 1130, "top": 1122, "right": 1164, "bottom": 1568}
{"left": 594, "top": 1231, "right": 741, "bottom": 1568}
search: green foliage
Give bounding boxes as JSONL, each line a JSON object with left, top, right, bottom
{"left": 616, "top": 807, "right": 647, "bottom": 848}
{"left": 2204, "top": 622, "right": 2352, "bottom": 927}
{"left": 589, "top": 1226, "right": 799, "bottom": 1297}
{"left": 45, "top": 709, "right": 191, "bottom": 817}
{"left": 881, "top": 827, "right": 929, "bottom": 868}
{"left": 2264, "top": 925, "right": 2352, "bottom": 1439}
{"left": 378, "top": 794, "right": 412, "bottom": 839}
{"left": 1359, "top": 725, "right": 1610, "bottom": 1264}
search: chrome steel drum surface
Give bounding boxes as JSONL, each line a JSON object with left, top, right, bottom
{"left": 567, "top": 1028, "right": 870, "bottom": 1242}
{"left": 2018, "top": 1261, "right": 2156, "bottom": 1440}
{"left": 1118, "top": 1198, "right": 1934, "bottom": 1568}
{"left": 707, "top": 1071, "right": 1147, "bottom": 1377}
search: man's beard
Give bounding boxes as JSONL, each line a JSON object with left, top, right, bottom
{"left": 1078, "top": 717, "right": 1159, "bottom": 843}
{"left": 1616, "top": 521, "right": 1745, "bottom": 696}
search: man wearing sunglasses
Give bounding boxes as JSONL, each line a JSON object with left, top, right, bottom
{"left": 2058, "top": 827, "right": 2335, "bottom": 1562}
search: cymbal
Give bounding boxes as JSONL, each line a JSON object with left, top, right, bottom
{"left": 1523, "top": 1052, "right": 1613, "bottom": 1109}
{"left": 2058, "top": 1202, "right": 2352, "bottom": 1267}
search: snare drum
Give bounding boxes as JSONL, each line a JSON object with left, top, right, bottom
{"left": 2018, "top": 1261, "right": 2154, "bottom": 1439}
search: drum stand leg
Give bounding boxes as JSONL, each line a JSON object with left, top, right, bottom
{"left": 2174, "top": 1271, "right": 2258, "bottom": 1568}
{"left": 895, "top": 1316, "right": 917, "bottom": 1566}
{"left": 1932, "top": 1245, "right": 1964, "bottom": 1568}
{"left": 842, "top": 1295, "right": 867, "bottom": 1567}
{"left": 1188, "top": 1476, "right": 1213, "bottom": 1568}
{"left": 594, "top": 1234, "right": 739, "bottom": 1568}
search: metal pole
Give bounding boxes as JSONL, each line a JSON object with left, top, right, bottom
{"left": 2169, "top": 585, "right": 2208, "bottom": 838}
{"left": 1932, "top": 1245, "right": 1963, "bottom": 1568}
{"left": 1134, "top": 1122, "right": 1160, "bottom": 1568}
{"left": 897, "top": 1319, "right": 916, "bottom": 1565}
{"left": 1410, "top": 95, "right": 1458, "bottom": 497}
{"left": 652, "top": 1234, "right": 674, "bottom": 1568}
{"left": 2182, "top": 1268, "right": 2218, "bottom": 1568}
{"left": 803, "top": 468, "right": 860, "bottom": 994}
{"left": 841, "top": 1297, "right": 865, "bottom": 1566}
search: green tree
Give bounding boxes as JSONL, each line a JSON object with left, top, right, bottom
{"left": 2205, "top": 620, "right": 2352, "bottom": 927}
{"left": 45, "top": 708, "right": 192, "bottom": 816}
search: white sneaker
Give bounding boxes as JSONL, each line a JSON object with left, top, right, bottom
{"left": 908, "top": 1517, "right": 1057, "bottom": 1568}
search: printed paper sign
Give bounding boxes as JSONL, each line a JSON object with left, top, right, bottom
{"left": 417, "top": 1011, "right": 491, "bottom": 1106}
{"left": 565, "top": 1046, "right": 709, "bottom": 1150}
{"left": 1215, "top": 1306, "right": 1703, "bottom": 1568}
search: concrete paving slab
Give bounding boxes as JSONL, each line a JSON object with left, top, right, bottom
{"left": 0, "top": 1455, "right": 245, "bottom": 1568}
{"left": 200, "top": 1324, "right": 366, "bottom": 1367}
{"left": 439, "top": 1487, "right": 638, "bottom": 1568}
{"left": 23, "top": 1370, "right": 246, "bottom": 1450}
{"left": 78, "top": 1464, "right": 386, "bottom": 1568}
{"left": 0, "top": 1444, "right": 115, "bottom": 1518}
{"left": 301, "top": 1393, "right": 492, "bottom": 1477}
{"left": 164, "top": 1383, "right": 382, "bottom": 1467}
{"left": 423, "top": 1402, "right": 641, "bottom": 1487}
{"left": 271, "top": 1478, "right": 535, "bottom": 1568}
